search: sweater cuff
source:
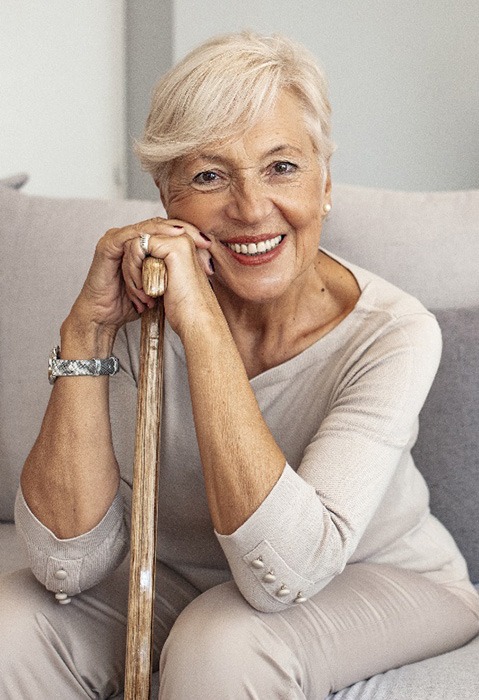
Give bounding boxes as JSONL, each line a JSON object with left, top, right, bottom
{"left": 15, "top": 488, "right": 128, "bottom": 596}
{"left": 215, "top": 464, "right": 319, "bottom": 612}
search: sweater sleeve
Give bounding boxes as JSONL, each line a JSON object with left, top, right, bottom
{"left": 216, "top": 312, "right": 442, "bottom": 612}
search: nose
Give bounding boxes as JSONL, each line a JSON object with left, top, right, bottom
{"left": 224, "top": 175, "right": 274, "bottom": 225}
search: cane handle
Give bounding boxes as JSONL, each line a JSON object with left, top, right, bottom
{"left": 142, "top": 257, "right": 167, "bottom": 297}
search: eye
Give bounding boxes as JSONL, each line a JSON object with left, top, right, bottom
{"left": 271, "top": 161, "right": 298, "bottom": 175}
{"left": 192, "top": 170, "right": 223, "bottom": 187}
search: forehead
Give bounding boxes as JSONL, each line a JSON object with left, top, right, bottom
{"left": 180, "top": 90, "right": 314, "bottom": 169}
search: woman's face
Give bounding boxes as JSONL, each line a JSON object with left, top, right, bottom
{"left": 164, "top": 89, "right": 331, "bottom": 305}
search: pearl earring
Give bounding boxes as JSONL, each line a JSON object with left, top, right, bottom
{"left": 323, "top": 203, "right": 332, "bottom": 214}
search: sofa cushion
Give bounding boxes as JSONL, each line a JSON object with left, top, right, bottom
{"left": 0, "top": 186, "right": 165, "bottom": 521}
{"left": 328, "top": 632, "right": 479, "bottom": 699}
{"left": 412, "top": 307, "right": 479, "bottom": 583}
{"left": 323, "top": 184, "right": 479, "bottom": 310}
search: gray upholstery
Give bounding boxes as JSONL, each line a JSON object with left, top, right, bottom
{"left": 412, "top": 307, "right": 479, "bottom": 583}
{"left": 1, "top": 179, "right": 478, "bottom": 698}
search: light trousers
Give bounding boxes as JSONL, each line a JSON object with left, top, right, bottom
{"left": 1, "top": 558, "right": 478, "bottom": 699}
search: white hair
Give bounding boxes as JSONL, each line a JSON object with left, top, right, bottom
{"left": 136, "top": 31, "right": 336, "bottom": 189}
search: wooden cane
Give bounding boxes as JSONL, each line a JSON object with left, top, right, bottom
{"left": 124, "top": 257, "right": 167, "bottom": 700}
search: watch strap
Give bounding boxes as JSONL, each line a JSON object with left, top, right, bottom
{"left": 49, "top": 347, "right": 120, "bottom": 384}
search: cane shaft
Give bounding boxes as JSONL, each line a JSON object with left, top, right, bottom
{"left": 124, "top": 259, "right": 166, "bottom": 700}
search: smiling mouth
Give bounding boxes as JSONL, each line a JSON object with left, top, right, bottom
{"left": 223, "top": 235, "right": 285, "bottom": 256}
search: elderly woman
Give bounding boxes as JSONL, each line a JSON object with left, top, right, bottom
{"left": 3, "top": 32, "right": 479, "bottom": 699}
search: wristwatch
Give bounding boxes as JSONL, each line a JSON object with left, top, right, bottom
{"left": 48, "top": 346, "right": 120, "bottom": 385}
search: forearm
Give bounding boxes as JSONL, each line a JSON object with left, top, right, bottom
{"left": 20, "top": 317, "right": 120, "bottom": 539}
{"left": 20, "top": 216, "right": 205, "bottom": 539}
{"left": 183, "top": 311, "right": 285, "bottom": 535}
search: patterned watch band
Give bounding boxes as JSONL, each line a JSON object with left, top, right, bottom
{"left": 48, "top": 347, "right": 120, "bottom": 384}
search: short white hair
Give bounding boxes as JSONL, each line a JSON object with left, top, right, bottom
{"left": 136, "top": 31, "right": 335, "bottom": 189}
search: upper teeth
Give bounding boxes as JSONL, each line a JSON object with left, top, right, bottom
{"left": 226, "top": 235, "right": 283, "bottom": 255}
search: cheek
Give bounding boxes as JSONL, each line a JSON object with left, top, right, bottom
{"left": 283, "top": 196, "right": 322, "bottom": 234}
{"left": 286, "top": 201, "right": 324, "bottom": 260}
{"left": 281, "top": 175, "right": 324, "bottom": 227}
{"left": 166, "top": 193, "right": 211, "bottom": 223}
{"left": 177, "top": 199, "right": 232, "bottom": 237}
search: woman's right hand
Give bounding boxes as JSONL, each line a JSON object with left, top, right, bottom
{"left": 62, "top": 217, "right": 213, "bottom": 354}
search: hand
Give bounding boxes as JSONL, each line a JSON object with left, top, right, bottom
{"left": 120, "top": 218, "right": 216, "bottom": 336}
{"left": 66, "top": 216, "right": 214, "bottom": 343}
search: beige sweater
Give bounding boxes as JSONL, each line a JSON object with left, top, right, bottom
{"left": 15, "top": 253, "right": 477, "bottom": 612}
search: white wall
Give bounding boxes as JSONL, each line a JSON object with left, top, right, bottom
{"left": 3, "top": 2, "right": 477, "bottom": 199}
{"left": 0, "top": 0, "right": 125, "bottom": 198}
{"left": 173, "top": 0, "right": 479, "bottom": 192}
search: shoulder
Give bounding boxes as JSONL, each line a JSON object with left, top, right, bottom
{"left": 361, "top": 270, "right": 441, "bottom": 361}
{"left": 323, "top": 249, "right": 441, "bottom": 352}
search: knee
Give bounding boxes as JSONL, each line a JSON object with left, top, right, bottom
{"left": 159, "top": 581, "right": 299, "bottom": 699}
{"left": 161, "top": 581, "right": 253, "bottom": 665}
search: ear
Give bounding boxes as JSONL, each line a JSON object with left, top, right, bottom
{"left": 323, "top": 169, "right": 332, "bottom": 203}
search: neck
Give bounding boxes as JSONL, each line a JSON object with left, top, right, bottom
{"left": 210, "top": 253, "right": 348, "bottom": 378}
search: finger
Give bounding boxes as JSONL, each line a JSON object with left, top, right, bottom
{"left": 132, "top": 217, "right": 211, "bottom": 250}
{"left": 99, "top": 225, "right": 151, "bottom": 259}
{"left": 167, "top": 220, "right": 211, "bottom": 250}
{"left": 196, "top": 248, "right": 215, "bottom": 276}
{"left": 122, "top": 238, "right": 155, "bottom": 309}
{"left": 146, "top": 232, "right": 214, "bottom": 278}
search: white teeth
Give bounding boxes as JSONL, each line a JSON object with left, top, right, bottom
{"left": 226, "top": 235, "right": 283, "bottom": 256}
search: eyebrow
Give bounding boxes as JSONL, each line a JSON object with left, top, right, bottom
{"left": 191, "top": 144, "right": 305, "bottom": 166}
{"left": 265, "top": 144, "right": 304, "bottom": 157}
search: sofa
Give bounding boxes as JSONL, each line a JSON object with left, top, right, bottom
{"left": 1, "top": 175, "right": 478, "bottom": 698}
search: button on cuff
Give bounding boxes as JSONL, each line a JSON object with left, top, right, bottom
{"left": 294, "top": 592, "right": 307, "bottom": 603}
{"left": 46, "top": 557, "right": 82, "bottom": 596}
{"left": 244, "top": 539, "right": 313, "bottom": 606}
{"left": 276, "top": 585, "right": 290, "bottom": 597}
{"left": 263, "top": 570, "right": 276, "bottom": 583}
{"left": 251, "top": 558, "right": 265, "bottom": 569}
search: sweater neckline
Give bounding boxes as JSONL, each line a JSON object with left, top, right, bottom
{"left": 165, "top": 249, "right": 376, "bottom": 387}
